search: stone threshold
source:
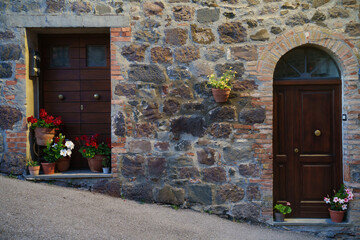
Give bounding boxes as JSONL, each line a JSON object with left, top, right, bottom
{"left": 24, "top": 169, "right": 112, "bottom": 180}
{"left": 270, "top": 218, "right": 351, "bottom": 227}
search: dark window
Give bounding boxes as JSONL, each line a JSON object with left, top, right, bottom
{"left": 51, "top": 46, "right": 69, "bottom": 68}
{"left": 87, "top": 45, "right": 106, "bottom": 67}
{"left": 274, "top": 47, "right": 340, "bottom": 80}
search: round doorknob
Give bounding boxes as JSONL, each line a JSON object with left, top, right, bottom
{"left": 93, "top": 93, "right": 100, "bottom": 99}
{"left": 294, "top": 148, "right": 299, "bottom": 153}
{"left": 58, "top": 94, "right": 64, "bottom": 100}
{"left": 314, "top": 130, "right": 321, "bottom": 137}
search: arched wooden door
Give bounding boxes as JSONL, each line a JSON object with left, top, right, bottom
{"left": 273, "top": 47, "right": 342, "bottom": 218}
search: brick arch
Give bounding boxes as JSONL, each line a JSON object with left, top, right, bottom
{"left": 253, "top": 26, "right": 360, "bottom": 220}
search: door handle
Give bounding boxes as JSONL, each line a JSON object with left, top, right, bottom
{"left": 294, "top": 148, "right": 299, "bottom": 153}
{"left": 314, "top": 130, "right": 321, "bottom": 137}
{"left": 94, "top": 93, "right": 100, "bottom": 99}
{"left": 58, "top": 94, "right": 64, "bottom": 100}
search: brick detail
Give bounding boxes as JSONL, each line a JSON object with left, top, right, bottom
{"left": 5, "top": 130, "right": 27, "bottom": 154}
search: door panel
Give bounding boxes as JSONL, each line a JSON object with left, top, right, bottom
{"left": 40, "top": 34, "right": 110, "bottom": 169}
{"left": 274, "top": 83, "right": 341, "bottom": 218}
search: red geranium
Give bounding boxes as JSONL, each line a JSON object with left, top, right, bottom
{"left": 76, "top": 134, "right": 111, "bottom": 159}
{"left": 27, "top": 109, "right": 62, "bottom": 130}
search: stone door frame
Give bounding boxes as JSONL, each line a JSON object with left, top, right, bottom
{"left": 253, "top": 26, "right": 359, "bottom": 220}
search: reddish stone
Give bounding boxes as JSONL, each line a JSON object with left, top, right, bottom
{"left": 197, "top": 148, "right": 216, "bottom": 165}
{"left": 202, "top": 167, "right": 226, "bottom": 183}
{"left": 148, "top": 157, "right": 166, "bottom": 177}
{"left": 154, "top": 142, "right": 170, "bottom": 151}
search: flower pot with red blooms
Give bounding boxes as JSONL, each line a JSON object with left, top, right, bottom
{"left": 27, "top": 160, "right": 40, "bottom": 176}
{"left": 43, "top": 133, "right": 74, "bottom": 173}
{"left": 76, "top": 134, "right": 111, "bottom": 173}
{"left": 208, "top": 68, "right": 236, "bottom": 103}
{"left": 87, "top": 155, "right": 104, "bottom": 172}
{"left": 27, "top": 109, "right": 62, "bottom": 146}
{"left": 274, "top": 202, "right": 292, "bottom": 222}
{"left": 324, "top": 184, "right": 354, "bottom": 223}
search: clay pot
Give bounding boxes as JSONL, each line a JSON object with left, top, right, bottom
{"left": 41, "top": 162, "right": 56, "bottom": 175}
{"left": 28, "top": 166, "right": 40, "bottom": 176}
{"left": 274, "top": 212, "right": 285, "bottom": 222}
{"left": 34, "top": 127, "right": 55, "bottom": 146}
{"left": 211, "top": 88, "right": 231, "bottom": 103}
{"left": 87, "top": 155, "right": 104, "bottom": 173}
{"left": 329, "top": 208, "right": 345, "bottom": 223}
{"left": 56, "top": 157, "right": 71, "bottom": 172}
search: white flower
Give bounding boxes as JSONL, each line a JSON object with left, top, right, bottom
{"left": 339, "top": 198, "right": 345, "bottom": 204}
{"left": 65, "top": 141, "right": 74, "bottom": 150}
{"left": 60, "top": 149, "right": 67, "bottom": 157}
{"left": 342, "top": 204, "right": 347, "bottom": 210}
{"left": 52, "top": 143, "right": 58, "bottom": 148}
{"left": 66, "top": 149, "right": 72, "bottom": 157}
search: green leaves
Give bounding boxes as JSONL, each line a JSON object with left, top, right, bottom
{"left": 208, "top": 68, "right": 236, "bottom": 90}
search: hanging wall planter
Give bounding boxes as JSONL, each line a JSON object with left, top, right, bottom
{"left": 211, "top": 88, "right": 231, "bottom": 103}
{"left": 34, "top": 127, "right": 56, "bottom": 146}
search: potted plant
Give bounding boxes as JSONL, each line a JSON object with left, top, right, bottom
{"left": 102, "top": 156, "right": 111, "bottom": 174}
{"left": 208, "top": 68, "right": 236, "bottom": 103}
{"left": 76, "top": 134, "right": 111, "bottom": 173}
{"left": 43, "top": 133, "right": 74, "bottom": 174}
{"left": 324, "top": 185, "right": 354, "bottom": 223}
{"left": 27, "top": 160, "right": 40, "bottom": 176}
{"left": 274, "top": 202, "right": 292, "bottom": 222}
{"left": 27, "top": 109, "right": 62, "bottom": 146}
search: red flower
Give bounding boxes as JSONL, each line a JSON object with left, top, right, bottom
{"left": 39, "top": 109, "right": 47, "bottom": 119}
{"left": 80, "top": 135, "right": 87, "bottom": 141}
{"left": 54, "top": 137, "right": 59, "bottom": 143}
{"left": 83, "top": 149, "right": 86, "bottom": 153}
{"left": 75, "top": 137, "right": 79, "bottom": 141}
{"left": 27, "top": 116, "right": 34, "bottom": 123}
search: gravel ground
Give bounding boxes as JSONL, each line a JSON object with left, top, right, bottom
{"left": 0, "top": 176, "right": 321, "bottom": 240}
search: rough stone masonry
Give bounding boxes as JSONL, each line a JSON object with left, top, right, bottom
{"left": 0, "top": 0, "right": 359, "bottom": 237}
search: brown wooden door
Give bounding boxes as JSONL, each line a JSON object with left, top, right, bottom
{"left": 274, "top": 81, "right": 341, "bottom": 218}
{"left": 40, "top": 34, "right": 110, "bottom": 169}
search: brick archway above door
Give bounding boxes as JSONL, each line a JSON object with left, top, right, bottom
{"left": 250, "top": 25, "right": 360, "bottom": 220}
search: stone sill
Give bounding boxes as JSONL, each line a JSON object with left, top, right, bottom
{"left": 269, "top": 218, "right": 352, "bottom": 227}
{"left": 24, "top": 170, "right": 112, "bottom": 180}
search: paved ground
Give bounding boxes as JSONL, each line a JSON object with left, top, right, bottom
{"left": 0, "top": 176, "right": 321, "bottom": 240}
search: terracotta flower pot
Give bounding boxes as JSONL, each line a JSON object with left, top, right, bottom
{"left": 211, "top": 88, "right": 231, "bottom": 103}
{"left": 28, "top": 166, "right": 40, "bottom": 176}
{"left": 329, "top": 208, "right": 345, "bottom": 223}
{"left": 34, "top": 127, "right": 55, "bottom": 146}
{"left": 56, "top": 157, "right": 71, "bottom": 172}
{"left": 274, "top": 212, "right": 285, "bottom": 222}
{"left": 41, "top": 162, "right": 56, "bottom": 175}
{"left": 87, "top": 155, "right": 104, "bottom": 173}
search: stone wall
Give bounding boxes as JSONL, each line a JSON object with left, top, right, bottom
{"left": 0, "top": 0, "right": 359, "bottom": 231}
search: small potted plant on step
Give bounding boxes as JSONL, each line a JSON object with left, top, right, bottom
{"left": 102, "top": 156, "right": 110, "bottom": 174}
{"left": 43, "top": 133, "right": 74, "bottom": 174}
{"left": 76, "top": 134, "right": 111, "bottom": 173}
{"left": 27, "top": 109, "right": 62, "bottom": 146}
{"left": 324, "top": 185, "right": 354, "bottom": 223}
{"left": 274, "top": 202, "right": 292, "bottom": 222}
{"left": 27, "top": 160, "right": 40, "bottom": 176}
{"left": 208, "top": 68, "right": 236, "bottom": 103}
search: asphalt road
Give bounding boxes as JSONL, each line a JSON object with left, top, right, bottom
{"left": 0, "top": 176, "right": 320, "bottom": 240}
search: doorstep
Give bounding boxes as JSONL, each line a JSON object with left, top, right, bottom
{"left": 269, "top": 218, "right": 351, "bottom": 227}
{"left": 24, "top": 169, "right": 112, "bottom": 181}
